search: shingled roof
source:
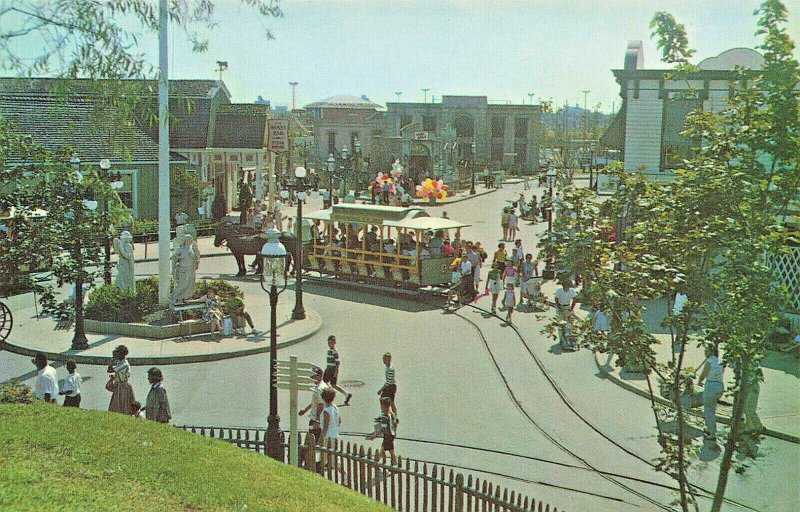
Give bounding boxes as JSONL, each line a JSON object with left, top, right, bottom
{"left": 0, "top": 78, "right": 228, "bottom": 100}
{"left": 0, "top": 96, "right": 186, "bottom": 163}
{"left": 211, "top": 103, "right": 271, "bottom": 148}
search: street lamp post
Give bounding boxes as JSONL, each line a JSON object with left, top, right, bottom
{"left": 341, "top": 145, "right": 350, "bottom": 198}
{"left": 260, "top": 229, "right": 289, "bottom": 461}
{"left": 292, "top": 166, "right": 307, "bottom": 321}
{"left": 326, "top": 153, "right": 335, "bottom": 208}
{"left": 98, "top": 159, "right": 123, "bottom": 285}
{"left": 546, "top": 167, "right": 557, "bottom": 232}
{"left": 470, "top": 142, "right": 477, "bottom": 195}
{"left": 353, "top": 138, "right": 362, "bottom": 199}
{"left": 69, "top": 154, "right": 91, "bottom": 350}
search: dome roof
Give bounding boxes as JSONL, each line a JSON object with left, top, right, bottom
{"left": 305, "top": 95, "right": 382, "bottom": 110}
{"left": 698, "top": 48, "right": 764, "bottom": 70}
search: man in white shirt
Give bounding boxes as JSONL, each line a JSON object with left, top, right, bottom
{"left": 554, "top": 280, "right": 578, "bottom": 320}
{"left": 273, "top": 199, "right": 283, "bottom": 231}
{"left": 32, "top": 353, "right": 59, "bottom": 403}
{"left": 299, "top": 367, "right": 328, "bottom": 442}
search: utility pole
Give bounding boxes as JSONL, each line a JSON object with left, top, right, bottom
{"left": 527, "top": 92, "right": 534, "bottom": 105}
{"left": 158, "top": 0, "right": 171, "bottom": 306}
{"left": 422, "top": 88, "right": 430, "bottom": 103}
{"left": 582, "top": 90, "right": 590, "bottom": 178}
{"left": 289, "top": 82, "right": 298, "bottom": 111}
{"left": 216, "top": 61, "right": 228, "bottom": 81}
{"left": 395, "top": 91, "right": 402, "bottom": 102}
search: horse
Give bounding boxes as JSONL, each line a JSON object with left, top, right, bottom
{"left": 213, "top": 222, "right": 297, "bottom": 277}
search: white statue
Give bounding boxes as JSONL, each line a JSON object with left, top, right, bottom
{"left": 171, "top": 234, "right": 198, "bottom": 304}
{"left": 173, "top": 212, "right": 200, "bottom": 270}
{"left": 113, "top": 231, "right": 136, "bottom": 293}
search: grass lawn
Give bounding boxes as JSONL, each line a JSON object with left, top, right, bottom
{"left": 0, "top": 403, "right": 391, "bottom": 511}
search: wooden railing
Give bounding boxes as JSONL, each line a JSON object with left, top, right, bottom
{"left": 177, "top": 426, "right": 564, "bottom": 512}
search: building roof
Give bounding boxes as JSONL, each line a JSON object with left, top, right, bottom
{"left": 0, "top": 77, "right": 229, "bottom": 100}
{"left": 211, "top": 103, "right": 271, "bottom": 148}
{"left": 305, "top": 95, "right": 382, "bottom": 110}
{"left": 0, "top": 96, "right": 186, "bottom": 163}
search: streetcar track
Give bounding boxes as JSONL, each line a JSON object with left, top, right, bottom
{"left": 449, "top": 306, "right": 677, "bottom": 512}
{"left": 453, "top": 300, "right": 761, "bottom": 512}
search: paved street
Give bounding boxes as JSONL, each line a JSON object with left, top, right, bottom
{"left": 2, "top": 183, "right": 798, "bottom": 511}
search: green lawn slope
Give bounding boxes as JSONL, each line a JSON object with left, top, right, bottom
{"left": 0, "top": 403, "right": 391, "bottom": 512}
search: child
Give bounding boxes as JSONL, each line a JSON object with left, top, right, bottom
{"left": 145, "top": 367, "right": 172, "bottom": 424}
{"left": 130, "top": 401, "right": 144, "bottom": 419}
{"left": 502, "top": 260, "right": 518, "bottom": 290}
{"left": 202, "top": 288, "right": 223, "bottom": 336}
{"left": 59, "top": 359, "right": 82, "bottom": 408}
{"left": 485, "top": 263, "right": 503, "bottom": 314}
{"left": 503, "top": 282, "right": 516, "bottom": 324}
{"left": 324, "top": 335, "right": 353, "bottom": 405}
{"left": 366, "top": 397, "right": 398, "bottom": 463}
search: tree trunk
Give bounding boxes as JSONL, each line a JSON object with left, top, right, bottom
{"left": 710, "top": 368, "right": 750, "bottom": 512}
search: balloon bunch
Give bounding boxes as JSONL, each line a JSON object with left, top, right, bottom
{"left": 390, "top": 159, "right": 404, "bottom": 181}
{"left": 369, "top": 172, "right": 397, "bottom": 194}
{"left": 415, "top": 178, "right": 448, "bottom": 201}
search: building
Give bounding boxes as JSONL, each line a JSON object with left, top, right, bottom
{"left": 603, "top": 42, "right": 765, "bottom": 180}
{"left": 0, "top": 78, "right": 276, "bottom": 219}
{"left": 374, "top": 96, "right": 542, "bottom": 187}
{"left": 305, "top": 95, "right": 384, "bottom": 162}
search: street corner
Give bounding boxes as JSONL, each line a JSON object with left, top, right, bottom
{"left": 0, "top": 306, "right": 323, "bottom": 367}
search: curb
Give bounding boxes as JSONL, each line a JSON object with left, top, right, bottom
{"left": 592, "top": 350, "right": 800, "bottom": 444}
{"left": 134, "top": 250, "right": 230, "bottom": 264}
{"left": 411, "top": 187, "right": 498, "bottom": 207}
{"left": 0, "top": 308, "right": 323, "bottom": 367}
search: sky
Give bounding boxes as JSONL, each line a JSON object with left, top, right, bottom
{"left": 9, "top": 0, "right": 800, "bottom": 113}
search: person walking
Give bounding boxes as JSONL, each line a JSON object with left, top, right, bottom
{"left": 59, "top": 359, "right": 82, "bottom": 408}
{"left": 320, "top": 387, "right": 346, "bottom": 478}
{"left": 697, "top": 346, "right": 725, "bottom": 443}
{"left": 503, "top": 283, "right": 516, "bottom": 324}
{"left": 378, "top": 352, "right": 398, "bottom": 417}
{"left": 31, "top": 352, "right": 58, "bottom": 404}
{"left": 467, "top": 244, "right": 482, "bottom": 292}
{"left": 144, "top": 367, "right": 172, "bottom": 424}
{"left": 554, "top": 280, "right": 577, "bottom": 321}
{"left": 366, "top": 396, "right": 398, "bottom": 463}
{"left": 107, "top": 345, "right": 136, "bottom": 415}
{"left": 324, "top": 335, "right": 353, "bottom": 405}
{"left": 508, "top": 210, "right": 519, "bottom": 241}
{"left": 299, "top": 367, "right": 328, "bottom": 443}
{"left": 485, "top": 263, "right": 504, "bottom": 314}
{"left": 501, "top": 208, "right": 510, "bottom": 241}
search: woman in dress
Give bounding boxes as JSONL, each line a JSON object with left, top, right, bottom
{"left": 202, "top": 288, "right": 223, "bottom": 336}
{"left": 108, "top": 345, "right": 136, "bottom": 414}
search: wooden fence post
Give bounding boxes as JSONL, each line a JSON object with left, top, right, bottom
{"left": 304, "top": 433, "right": 316, "bottom": 471}
{"left": 454, "top": 473, "right": 465, "bottom": 512}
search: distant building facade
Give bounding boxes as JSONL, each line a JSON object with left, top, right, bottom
{"left": 373, "top": 96, "right": 541, "bottom": 186}
{"left": 605, "top": 42, "right": 765, "bottom": 179}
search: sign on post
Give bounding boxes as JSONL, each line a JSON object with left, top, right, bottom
{"left": 268, "top": 119, "right": 289, "bottom": 153}
{"left": 275, "top": 356, "right": 315, "bottom": 466}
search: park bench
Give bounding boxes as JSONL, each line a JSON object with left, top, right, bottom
{"left": 171, "top": 302, "right": 205, "bottom": 322}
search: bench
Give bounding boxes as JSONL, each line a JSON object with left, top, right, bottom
{"left": 171, "top": 302, "right": 205, "bottom": 322}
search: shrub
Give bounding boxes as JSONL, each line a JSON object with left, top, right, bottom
{"left": 193, "top": 279, "right": 243, "bottom": 302}
{"left": 134, "top": 276, "right": 159, "bottom": 317}
{"left": 0, "top": 382, "right": 34, "bottom": 404}
{"left": 85, "top": 284, "right": 136, "bottom": 323}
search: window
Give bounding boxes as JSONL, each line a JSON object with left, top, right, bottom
{"left": 351, "top": 131, "right": 360, "bottom": 152}
{"left": 327, "top": 131, "right": 336, "bottom": 155}
{"left": 514, "top": 143, "right": 527, "bottom": 165}
{"left": 491, "top": 116, "right": 505, "bottom": 138}
{"left": 400, "top": 115, "right": 413, "bottom": 131}
{"left": 115, "top": 171, "right": 137, "bottom": 217}
{"left": 661, "top": 96, "right": 701, "bottom": 170}
{"left": 454, "top": 115, "right": 474, "bottom": 138}
{"left": 422, "top": 115, "right": 436, "bottom": 132}
{"left": 491, "top": 141, "right": 504, "bottom": 162}
{"left": 515, "top": 117, "right": 528, "bottom": 139}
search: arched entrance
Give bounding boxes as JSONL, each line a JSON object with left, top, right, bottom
{"left": 408, "top": 141, "right": 432, "bottom": 184}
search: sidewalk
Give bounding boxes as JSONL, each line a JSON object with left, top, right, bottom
{"left": 536, "top": 280, "right": 800, "bottom": 443}
{"left": 1, "top": 293, "right": 322, "bottom": 366}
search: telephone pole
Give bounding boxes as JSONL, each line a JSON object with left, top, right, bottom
{"left": 289, "top": 82, "right": 298, "bottom": 111}
{"left": 422, "top": 88, "right": 430, "bottom": 103}
{"left": 395, "top": 91, "right": 402, "bottom": 102}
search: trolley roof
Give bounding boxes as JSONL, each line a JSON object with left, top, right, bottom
{"left": 304, "top": 204, "right": 470, "bottom": 231}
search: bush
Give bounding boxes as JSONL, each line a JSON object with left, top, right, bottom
{"left": 134, "top": 277, "right": 159, "bottom": 317}
{"left": 85, "top": 284, "right": 137, "bottom": 323}
{"left": 0, "top": 382, "right": 34, "bottom": 404}
{"left": 193, "top": 279, "right": 243, "bottom": 302}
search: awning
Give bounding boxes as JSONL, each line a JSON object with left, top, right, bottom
{"left": 599, "top": 101, "right": 626, "bottom": 151}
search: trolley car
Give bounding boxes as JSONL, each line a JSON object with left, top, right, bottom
{"left": 303, "top": 204, "right": 469, "bottom": 292}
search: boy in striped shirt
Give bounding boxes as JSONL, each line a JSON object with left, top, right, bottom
{"left": 377, "top": 352, "right": 397, "bottom": 416}
{"left": 323, "top": 335, "right": 352, "bottom": 406}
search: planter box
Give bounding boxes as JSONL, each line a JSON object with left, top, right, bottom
{"left": 85, "top": 319, "right": 210, "bottom": 339}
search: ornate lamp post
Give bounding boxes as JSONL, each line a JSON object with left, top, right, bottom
{"left": 470, "top": 142, "right": 477, "bottom": 195}
{"left": 98, "top": 159, "right": 124, "bottom": 285}
{"left": 326, "top": 153, "right": 335, "bottom": 208}
{"left": 353, "top": 137, "right": 362, "bottom": 198}
{"left": 69, "top": 154, "right": 96, "bottom": 350}
{"left": 546, "top": 167, "right": 557, "bottom": 233}
{"left": 260, "top": 229, "right": 289, "bottom": 460}
{"left": 341, "top": 145, "right": 350, "bottom": 197}
{"left": 292, "top": 166, "right": 307, "bottom": 320}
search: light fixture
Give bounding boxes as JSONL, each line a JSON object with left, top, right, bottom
{"left": 260, "top": 229, "right": 287, "bottom": 284}
{"left": 280, "top": 190, "right": 290, "bottom": 199}
{"left": 297, "top": 191, "right": 307, "bottom": 201}
{"left": 82, "top": 200, "right": 98, "bottom": 211}
{"left": 99, "top": 159, "right": 111, "bottom": 171}
{"left": 327, "top": 153, "right": 335, "bottom": 164}
{"left": 294, "top": 166, "right": 307, "bottom": 179}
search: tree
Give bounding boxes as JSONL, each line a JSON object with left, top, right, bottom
{"left": 550, "top": 3, "right": 798, "bottom": 510}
